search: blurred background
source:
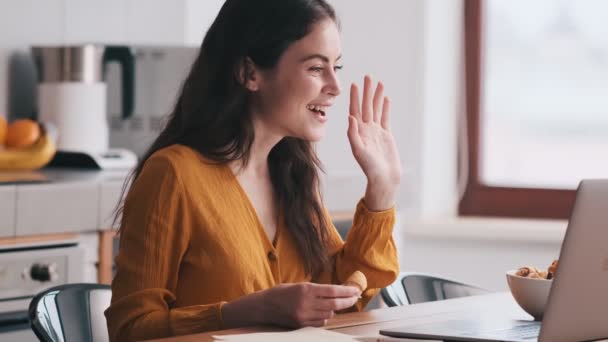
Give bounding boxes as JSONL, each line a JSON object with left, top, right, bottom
{"left": 0, "top": 0, "right": 606, "bottom": 339}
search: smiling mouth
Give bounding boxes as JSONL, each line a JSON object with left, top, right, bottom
{"left": 306, "top": 104, "right": 328, "bottom": 117}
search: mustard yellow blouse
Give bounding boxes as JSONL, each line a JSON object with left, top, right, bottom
{"left": 104, "top": 144, "right": 399, "bottom": 341}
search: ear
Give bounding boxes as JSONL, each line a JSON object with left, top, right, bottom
{"left": 237, "top": 57, "right": 261, "bottom": 91}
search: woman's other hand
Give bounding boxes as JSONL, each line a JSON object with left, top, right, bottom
{"left": 262, "top": 283, "right": 359, "bottom": 328}
{"left": 348, "top": 75, "right": 402, "bottom": 211}
{"left": 221, "top": 283, "right": 360, "bottom": 329}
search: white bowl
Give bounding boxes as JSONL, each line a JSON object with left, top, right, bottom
{"left": 506, "top": 270, "right": 552, "bottom": 321}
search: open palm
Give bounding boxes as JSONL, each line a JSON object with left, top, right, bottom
{"left": 347, "top": 76, "right": 402, "bottom": 192}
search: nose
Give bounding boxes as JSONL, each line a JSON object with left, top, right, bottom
{"left": 324, "top": 69, "right": 341, "bottom": 97}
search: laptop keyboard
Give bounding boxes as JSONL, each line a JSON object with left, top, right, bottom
{"left": 445, "top": 319, "right": 540, "bottom": 341}
{"left": 381, "top": 319, "right": 542, "bottom": 341}
{"left": 493, "top": 324, "right": 541, "bottom": 339}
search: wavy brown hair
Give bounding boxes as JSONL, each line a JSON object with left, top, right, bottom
{"left": 114, "top": 0, "right": 338, "bottom": 276}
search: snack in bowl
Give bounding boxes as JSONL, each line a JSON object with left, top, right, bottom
{"left": 547, "top": 259, "right": 559, "bottom": 279}
{"left": 507, "top": 260, "right": 558, "bottom": 321}
{"left": 515, "top": 266, "right": 547, "bottom": 279}
{"left": 515, "top": 259, "right": 559, "bottom": 280}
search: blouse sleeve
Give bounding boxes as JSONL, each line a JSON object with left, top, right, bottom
{"left": 104, "top": 155, "right": 226, "bottom": 341}
{"left": 314, "top": 198, "right": 399, "bottom": 312}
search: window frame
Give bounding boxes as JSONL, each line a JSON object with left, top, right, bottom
{"left": 459, "top": 0, "right": 576, "bottom": 219}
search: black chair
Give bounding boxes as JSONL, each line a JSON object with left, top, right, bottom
{"left": 29, "top": 283, "right": 111, "bottom": 342}
{"left": 381, "top": 272, "right": 491, "bottom": 306}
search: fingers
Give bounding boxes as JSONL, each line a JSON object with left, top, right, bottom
{"left": 294, "top": 306, "right": 334, "bottom": 322}
{"left": 309, "top": 283, "right": 360, "bottom": 298}
{"left": 307, "top": 309, "right": 334, "bottom": 321}
{"left": 362, "top": 75, "right": 373, "bottom": 122}
{"left": 349, "top": 83, "right": 361, "bottom": 120}
{"left": 380, "top": 96, "right": 391, "bottom": 130}
{"left": 285, "top": 283, "right": 360, "bottom": 329}
{"left": 302, "top": 319, "right": 328, "bottom": 327}
{"left": 313, "top": 296, "right": 359, "bottom": 311}
{"left": 308, "top": 283, "right": 360, "bottom": 311}
{"left": 352, "top": 75, "right": 388, "bottom": 126}
{"left": 372, "top": 81, "right": 384, "bottom": 123}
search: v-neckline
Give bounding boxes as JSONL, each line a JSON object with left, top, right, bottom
{"left": 223, "top": 163, "right": 281, "bottom": 249}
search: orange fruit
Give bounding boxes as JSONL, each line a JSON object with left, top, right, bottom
{"left": 0, "top": 116, "right": 7, "bottom": 145}
{"left": 5, "top": 119, "right": 41, "bottom": 148}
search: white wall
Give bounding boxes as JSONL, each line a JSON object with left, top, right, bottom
{"left": 320, "top": 0, "right": 425, "bottom": 216}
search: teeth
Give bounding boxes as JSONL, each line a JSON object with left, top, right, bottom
{"left": 306, "top": 104, "right": 328, "bottom": 112}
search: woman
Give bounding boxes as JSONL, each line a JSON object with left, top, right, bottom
{"left": 105, "top": 0, "right": 401, "bottom": 340}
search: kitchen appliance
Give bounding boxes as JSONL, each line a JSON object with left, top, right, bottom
{"left": 107, "top": 46, "right": 199, "bottom": 158}
{"left": 0, "top": 239, "right": 84, "bottom": 341}
{"left": 32, "top": 45, "right": 137, "bottom": 170}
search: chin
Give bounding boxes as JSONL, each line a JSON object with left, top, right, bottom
{"left": 289, "top": 130, "right": 324, "bottom": 142}
{"left": 308, "top": 135, "right": 323, "bottom": 142}
{"left": 302, "top": 128, "right": 325, "bottom": 142}
{"left": 286, "top": 124, "right": 326, "bottom": 142}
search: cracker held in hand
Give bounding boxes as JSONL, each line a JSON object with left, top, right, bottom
{"left": 344, "top": 270, "right": 367, "bottom": 292}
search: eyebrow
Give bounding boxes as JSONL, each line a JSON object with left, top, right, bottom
{"left": 300, "top": 54, "right": 342, "bottom": 63}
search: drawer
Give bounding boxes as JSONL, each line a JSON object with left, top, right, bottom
{"left": 16, "top": 182, "right": 99, "bottom": 235}
{"left": 0, "top": 186, "right": 16, "bottom": 238}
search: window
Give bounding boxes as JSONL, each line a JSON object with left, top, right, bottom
{"left": 460, "top": 0, "right": 608, "bottom": 218}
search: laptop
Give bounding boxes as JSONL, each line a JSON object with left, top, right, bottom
{"left": 380, "top": 179, "right": 608, "bottom": 342}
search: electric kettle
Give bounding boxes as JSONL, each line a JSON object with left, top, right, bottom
{"left": 32, "top": 44, "right": 137, "bottom": 169}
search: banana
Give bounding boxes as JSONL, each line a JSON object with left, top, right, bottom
{"left": 0, "top": 132, "right": 57, "bottom": 170}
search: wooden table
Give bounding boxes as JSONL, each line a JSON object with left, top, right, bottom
{"left": 146, "top": 292, "right": 539, "bottom": 341}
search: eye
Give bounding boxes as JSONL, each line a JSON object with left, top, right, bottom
{"left": 334, "top": 65, "right": 343, "bottom": 72}
{"left": 309, "top": 66, "right": 324, "bottom": 73}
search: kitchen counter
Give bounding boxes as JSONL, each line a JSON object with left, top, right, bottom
{"left": 0, "top": 167, "right": 130, "bottom": 184}
{"left": 0, "top": 167, "right": 130, "bottom": 238}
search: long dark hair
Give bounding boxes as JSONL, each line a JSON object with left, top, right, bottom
{"left": 114, "top": 0, "right": 338, "bottom": 276}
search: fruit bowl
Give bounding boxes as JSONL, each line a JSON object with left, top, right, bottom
{"left": 0, "top": 121, "right": 56, "bottom": 171}
{"left": 506, "top": 270, "right": 552, "bottom": 321}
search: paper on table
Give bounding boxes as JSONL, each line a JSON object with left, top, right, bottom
{"left": 212, "top": 327, "right": 356, "bottom": 341}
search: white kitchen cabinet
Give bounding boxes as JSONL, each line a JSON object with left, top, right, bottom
{"left": 64, "top": 0, "right": 128, "bottom": 44}
{"left": 126, "top": 0, "right": 185, "bottom": 45}
{"left": 0, "top": 186, "right": 16, "bottom": 238}
{"left": 126, "top": 0, "right": 224, "bottom": 46}
{"left": 182, "top": 0, "right": 225, "bottom": 46}
{"left": 0, "top": 0, "right": 64, "bottom": 46}
{"left": 15, "top": 182, "right": 99, "bottom": 235}
{"left": 0, "top": 0, "right": 224, "bottom": 46}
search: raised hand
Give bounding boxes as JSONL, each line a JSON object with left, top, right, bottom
{"left": 348, "top": 75, "right": 402, "bottom": 211}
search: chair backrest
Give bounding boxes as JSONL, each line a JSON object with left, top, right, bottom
{"left": 380, "top": 273, "right": 409, "bottom": 307}
{"left": 28, "top": 283, "right": 111, "bottom": 342}
{"left": 381, "top": 272, "right": 491, "bottom": 306}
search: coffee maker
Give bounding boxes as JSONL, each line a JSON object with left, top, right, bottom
{"left": 32, "top": 45, "right": 137, "bottom": 169}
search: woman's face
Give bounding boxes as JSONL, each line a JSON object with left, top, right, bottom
{"left": 250, "top": 18, "right": 342, "bottom": 142}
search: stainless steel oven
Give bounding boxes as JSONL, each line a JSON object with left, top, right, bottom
{"left": 0, "top": 239, "right": 84, "bottom": 341}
